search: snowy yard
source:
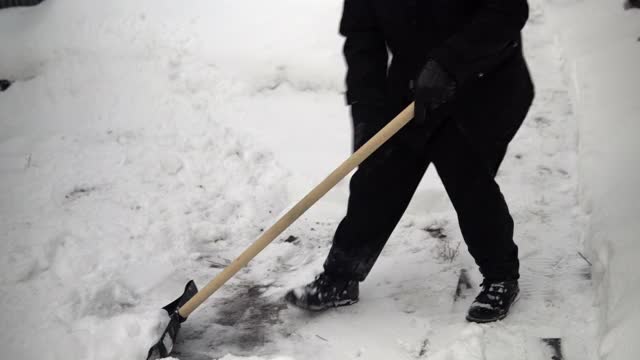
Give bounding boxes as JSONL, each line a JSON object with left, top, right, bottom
{"left": 0, "top": 1, "right": 638, "bottom": 360}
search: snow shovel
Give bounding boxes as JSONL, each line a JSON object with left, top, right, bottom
{"left": 147, "top": 102, "right": 416, "bottom": 359}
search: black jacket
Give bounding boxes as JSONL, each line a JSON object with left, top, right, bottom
{"left": 340, "top": 0, "right": 535, "bottom": 131}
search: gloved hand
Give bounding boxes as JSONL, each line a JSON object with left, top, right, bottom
{"left": 352, "top": 103, "right": 425, "bottom": 153}
{"left": 351, "top": 104, "right": 387, "bottom": 151}
{"left": 414, "top": 59, "right": 457, "bottom": 126}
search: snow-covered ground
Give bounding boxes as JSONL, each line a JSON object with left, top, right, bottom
{"left": 1, "top": 0, "right": 635, "bottom": 359}
{"left": 541, "top": 1, "right": 640, "bottom": 360}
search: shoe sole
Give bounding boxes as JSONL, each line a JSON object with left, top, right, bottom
{"left": 465, "top": 293, "right": 520, "bottom": 324}
{"left": 311, "top": 298, "right": 359, "bottom": 311}
{"left": 288, "top": 297, "right": 359, "bottom": 312}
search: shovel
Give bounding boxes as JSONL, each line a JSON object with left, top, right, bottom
{"left": 147, "top": 103, "right": 416, "bottom": 359}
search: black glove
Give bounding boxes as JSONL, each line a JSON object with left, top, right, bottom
{"left": 414, "top": 59, "right": 457, "bottom": 126}
{"left": 351, "top": 104, "right": 387, "bottom": 151}
{"left": 352, "top": 103, "right": 425, "bottom": 153}
{"left": 350, "top": 104, "right": 398, "bottom": 166}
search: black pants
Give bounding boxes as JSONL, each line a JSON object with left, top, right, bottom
{"left": 324, "top": 113, "right": 523, "bottom": 282}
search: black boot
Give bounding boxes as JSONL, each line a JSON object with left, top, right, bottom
{"left": 285, "top": 272, "right": 359, "bottom": 311}
{"left": 466, "top": 280, "right": 519, "bottom": 323}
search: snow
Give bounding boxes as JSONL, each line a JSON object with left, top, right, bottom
{"left": 0, "top": 0, "right": 633, "bottom": 359}
{"left": 539, "top": 1, "right": 640, "bottom": 360}
{"left": 0, "top": 2, "right": 294, "bottom": 359}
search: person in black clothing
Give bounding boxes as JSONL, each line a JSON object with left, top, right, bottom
{"left": 286, "top": 0, "right": 534, "bottom": 323}
{"left": 625, "top": 0, "right": 640, "bottom": 10}
{"left": 0, "top": 0, "right": 44, "bottom": 10}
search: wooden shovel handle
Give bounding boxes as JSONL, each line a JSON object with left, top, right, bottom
{"left": 178, "top": 102, "right": 415, "bottom": 318}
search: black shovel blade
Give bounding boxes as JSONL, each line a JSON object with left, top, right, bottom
{"left": 146, "top": 280, "right": 198, "bottom": 360}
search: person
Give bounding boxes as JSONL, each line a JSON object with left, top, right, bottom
{"left": 0, "top": 0, "right": 44, "bottom": 10}
{"left": 0, "top": 79, "right": 11, "bottom": 92}
{"left": 624, "top": 0, "right": 640, "bottom": 10}
{"left": 285, "top": 0, "right": 535, "bottom": 323}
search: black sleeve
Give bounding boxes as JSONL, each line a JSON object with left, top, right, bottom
{"left": 429, "top": 0, "right": 529, "bottom": 84}
{"left": 340, "top": 0, "right": 388, "bottom": 107}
